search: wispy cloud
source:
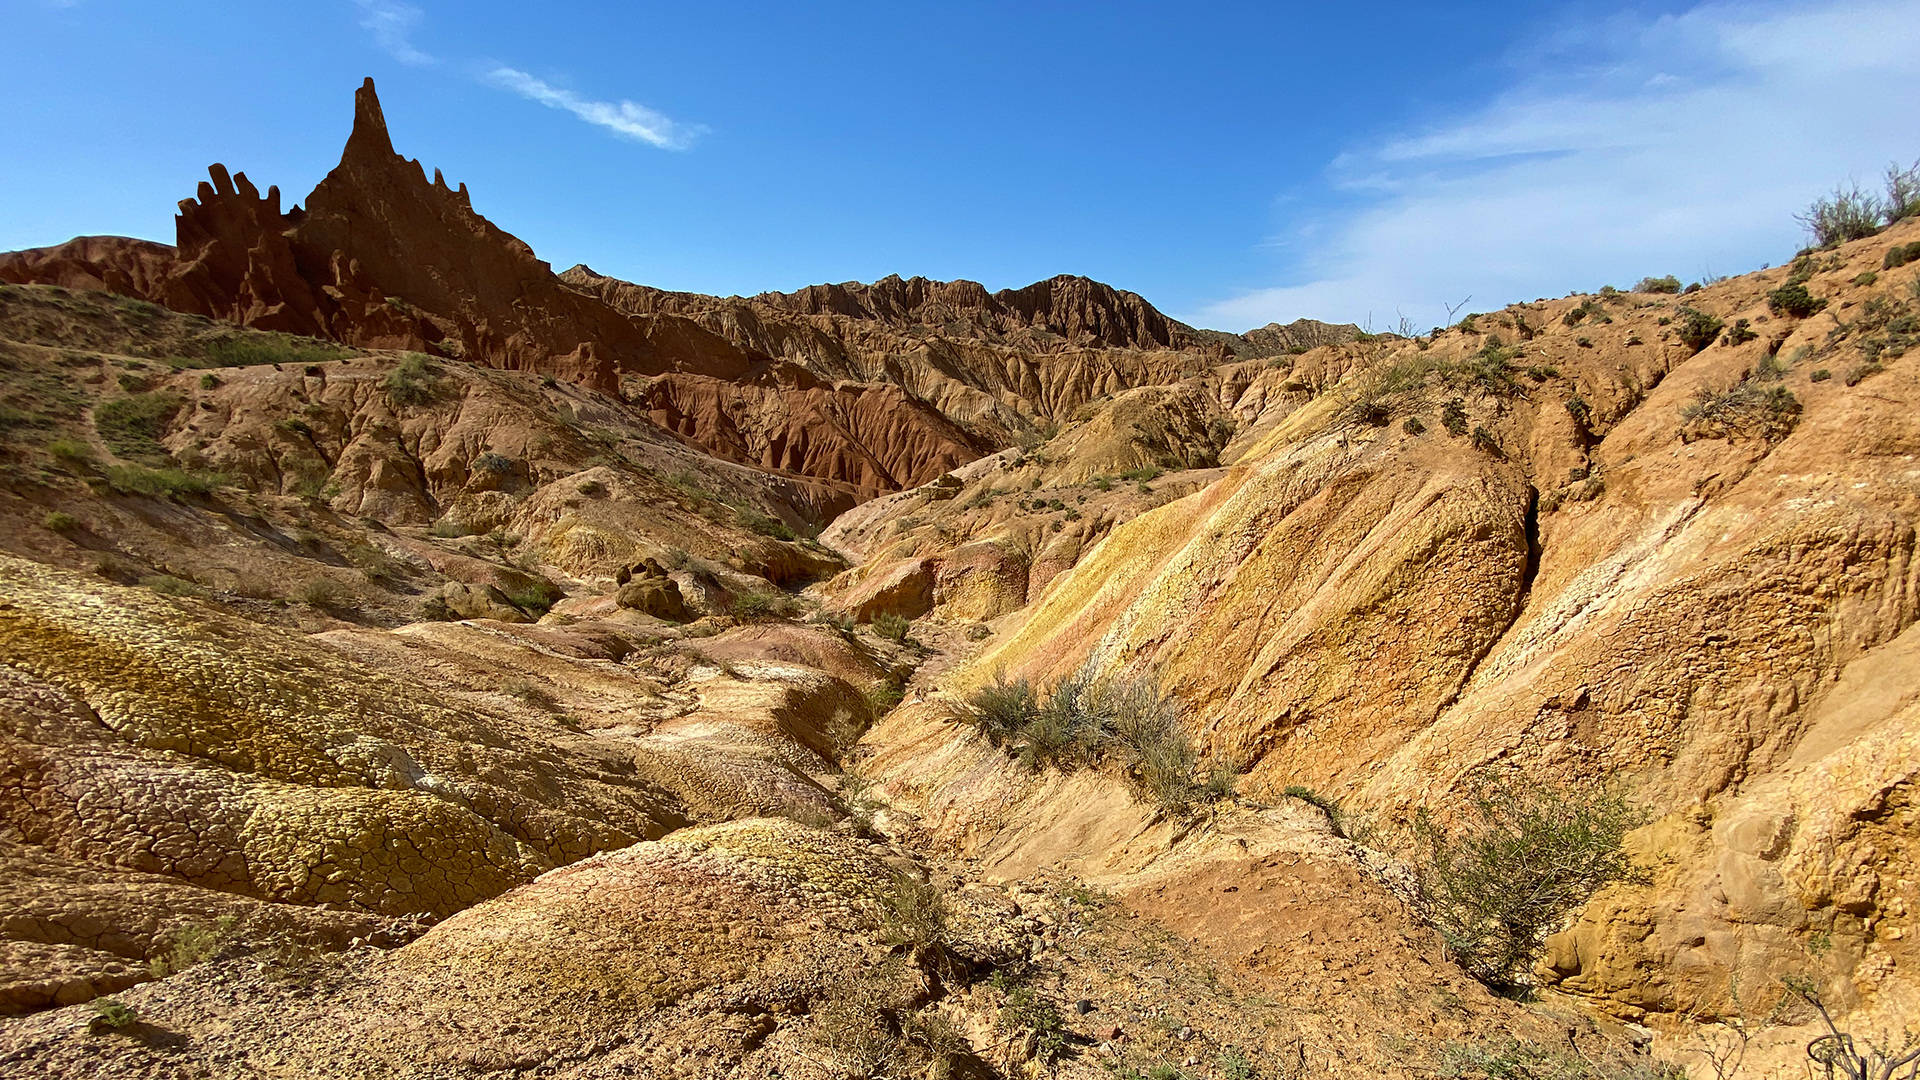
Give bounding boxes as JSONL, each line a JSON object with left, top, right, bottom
{"left": 352, "top": 0, "right": 435, "bottom": 66}
{"left": 1189, "top": 0, "right": 1920, "bottom": 332}
{"left": 485, "top": 67, "right": 705, "bottom": 150}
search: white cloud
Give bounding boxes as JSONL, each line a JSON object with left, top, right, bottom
{"left": 485, "top": 67, "right": 704, "bottom": 150}
{"left": 352, "top": 0, "right": 436, "bottom": 66}
{"left": 1189, "top": 0, "right": 1920, "bottom": 332}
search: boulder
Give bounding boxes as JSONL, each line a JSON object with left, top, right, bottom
{"left": 437, "top": 582, "right": 530, "bottom": 623}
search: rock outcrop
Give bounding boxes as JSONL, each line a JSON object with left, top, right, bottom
{"left": 925, "top": 219, "right": 1920, "bottom": 1038}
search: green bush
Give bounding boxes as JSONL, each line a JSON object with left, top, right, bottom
{"left": 1812, "top": 368, "right": 1833, "bottom": 382}
{"left": 503, "top": 578, "right": 565, "bottom": 616}
{"left": 87, "top": 998, "right": 140, "bottom": 1034}
{"left": 384, "top": 353, "right": 438, "bottom": 407}
{"left": 42, "top": 511, "right": 79, "bottom": 533}
{"left": 295, "top": 578, "right": 349, "bottom": 609}
{"left": 1846, "top": 361, "right": 1886, "bottom": 386}
{"left": 1674, "top": 307, "right": 1724, "bottom": 353}
{"left": 1799, "top": 182, "right": 1885, "bottom": 247}
{"left": 1633, "top": 275, "right": 1682, "bottom": 294}
{"left": 95, "top": 391, "right": 185, "bottom": 463}
{"left": 1767, "top": 282, "right": 1827, "bottom": 318}
{"left": 994, "top": 975, "right": 1069, "bottom": 1066}
{"left": 195, "top": 336, "right": 346, "bottom": 369}
{"left": 149, "top": 915, "right": 238, "bottom": 978}
{"left": 1883, "top": 158, "right": 1920, "bottom": 223}
{"left": 964, "top": 664, "right": 1218, "bottom": 812}
{"left": 1883, "top": 241, "right": 1920, "bottom": 269}
{"left": 46, "top": 437, "right": 95, "bottom": 465}
{"left": 875, "top": 872, "right": 949, "bottom": 961}
{"left": 734, "top": 505, "right": 798, "bottom": 541}
{"left": 104, "top": 465, "right": 221, "bottom": 497}
{"left": 1723, "top": 318, "right": 1758, "bottom": 346}
{"left": 1413, "top": 777, "right": 1644, "bottom": 988}
{"left": 967, "top": 673, "right": 1039, "bottom": 747}
{"left": 1679, "top": 382, "right": 1801, "bottom": 442}
{"left": 871, "top": 611, "right": 910, "bottom": 643}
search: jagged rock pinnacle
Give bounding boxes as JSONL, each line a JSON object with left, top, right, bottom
{"left": 346, "top": 76, "right": 396, "bottom": 161}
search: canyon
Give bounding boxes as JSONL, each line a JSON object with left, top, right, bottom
{"left": 0, "top": 78, "right": 1915, "bottom": 1079}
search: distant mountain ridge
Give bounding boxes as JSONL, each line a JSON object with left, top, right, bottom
{"left": 0, "top": 76, "right": 1352, "bottom": 498}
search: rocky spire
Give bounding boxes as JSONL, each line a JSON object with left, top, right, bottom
{"left": 344, "top": 77, "right": 396, "bottom": 162}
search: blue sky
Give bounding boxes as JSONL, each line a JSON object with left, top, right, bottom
{"left": 2, "top": 1, "right": 1917, "bottom": 331}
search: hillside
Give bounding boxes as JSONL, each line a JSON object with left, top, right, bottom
{"left": 0, "top": 75, "right": 1916, "bottom": 1080}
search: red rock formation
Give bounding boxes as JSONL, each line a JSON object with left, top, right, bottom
{"left": 1, "top": 80, "right": 758, "bottom": 394}
{"left": 0, "top": 236, "right": 175, "bottom": 297}
{"left": 634, "top": 365, "right": 981, "bottom": 500}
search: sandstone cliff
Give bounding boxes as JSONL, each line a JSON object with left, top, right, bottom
{"left": 852, "top": 221, "right": 1920, "bottom": 1061}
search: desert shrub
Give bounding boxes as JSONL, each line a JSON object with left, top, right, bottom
{"left": 966, "top": 673, "right": 1039, "bottom": 746}
{"left": 472, "top": 451, "right": 514, "bottom": 474}
{"left": 871, "top": 611, "right": 910, "bottom": 643}
{"left": 1119, "top": 465, "right": 1162, "bottom": 482}
{"left": 1284, "top": 784, "right": 1342, "bottom": 821}
{"left": 1845, "top": 361, "right": 1886, "bottom": 386}
{"left": 1855, "top": 271, "right": 1880, "bottom": 287}
{"left": 1783, "top": 975, "right": 1920, "bottom": 1080}
{"left": 1799, "top": 181, "right": 1886, "bottom": 247}
{"left": 104, "top": 465, "right": 221, "bottom": 497}
{"left": 1674, "top": 307, "right": 1724, "bottom": 353}
{"left": 141, "top": 574, "right": 206, "bottom": 597}
{"left": 1441, "top": 398, "right": 1468, "bottom": 436}
{"left": 345, "top": 543, "right": 402, "bottom": 581}
{"left": 1812, "top": 368, "right": 1833, "bottom": 382}
{"left": 1562, "top": 300, "right": 1602, "bottom": 326}
{"left": 149, "top": 915, "right": 238, "bottom": 978}
{"left": 968, "top": 664, "right": 1216, "bottom": 812}
{"left": 1439, "top": 1038, "right": 1682, "bottom": 1080}
{"left": 1884, "top": 241, "right": 1920, "bottom": 269}
{"left": 295, "top": 578, "right": 349, "bottom": 609}
{"left": 1563, "top": 394, "right": 1593, "bottom": 431}
{"left": 733, "top": 589, "right": 796, "bottom": 620}
{"left": 46, "top": 437, "right": 95, "bottom": 465}
{"left": 1679, "top": 382, "right": 1801, "bottom": 442}
{"left": 42, "top": 511, "right": 79, "bottom": 533}
{"left": 502, "top": 678, "right": 559, "bottom": 711}
{"left": 428, "top": 517, "right": 471, "bottom": 539}
{"left": 1767, "top": 282, "right": 1827, "bottom": 318}
{"left": 875, "top": 872, "right": 949, "bottom": 960}
{"left": 1412, "top": 777, "right": 1643, "bottom": 988}
{"left": 1634, "top": 275, "right": 1682, "bottom": 294}
{"left": 87, "top": 998, "right": 140, "bottom": 1034}
{"left": 1722, "top": 319, "right": 1758, "bottom": 347}
{"left": 383, "top": 353, "right": 438, "bottom": 407}
{"left": 863, "top": 679, "right": 904, "bottom": 718}
{"left": 197, "top": 336, "right": 345, "bottom": 369}
{"left": 993, "top": 974, "right": 1069, "bottom": 1066}
{"left": 810, "top": 970, "right": 968, "bottom": 1080}
{"left": 735, "top": 505, "right": 799, "bottom": 541}
{"left": 1884, "top": 158, "right": 1920, "bottom": 223}
{"left": 1403, "top": 415, "right": 1427, "bottom": 435}
{"left": 95, "top": 391, "right": 185, "bottom": 463}
{"left": 503, "top": 578, "right": 564, "bottom": 616}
